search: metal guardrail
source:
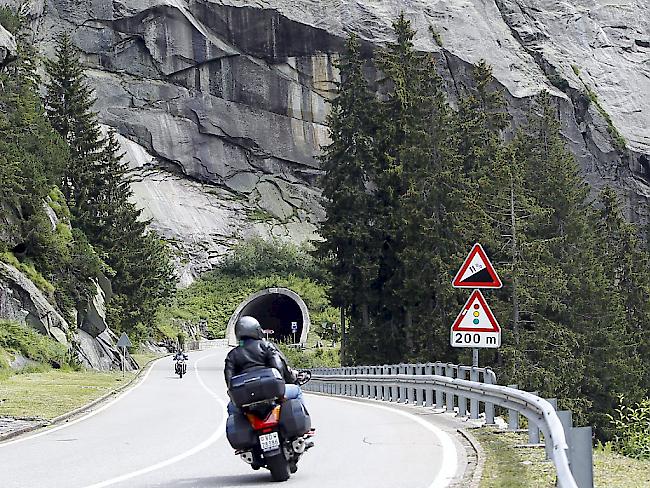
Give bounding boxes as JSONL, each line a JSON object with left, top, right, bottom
{"left": 305, "top": 366, "right": 581, "bottom": 488}
{"left": 310, "top": 363, "right": 498, "bottom": 422}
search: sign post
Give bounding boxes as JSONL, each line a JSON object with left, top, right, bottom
{"left": 291, "top": 321, "right": 298, "bottom": 344}
{"left": 262, "top": 329, "right": 274, "bottom": 341}
{"left": 451, "top": 244, "right": 502, "bottom": 366}
{"left": 116, "top": 332, "right": 133, "bottom": 377}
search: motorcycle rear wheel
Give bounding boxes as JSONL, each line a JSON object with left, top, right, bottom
{"left": 266, "top": 453, "right": 290, "bottom": 482}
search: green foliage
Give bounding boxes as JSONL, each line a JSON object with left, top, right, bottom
{"left": 221, "top": 237, "right": 325, "bottom": 281}
{"left": 277, "top": 344, "right": 341, "bottom": 369}
{"left": 157, "top": 239, "right": 338, "bottom": 341}
{"left": 0, "top": 6, "right": 21, "bottom": 34}
{"left": 0, "top": 251, "right": 55, "bottom": 295}
{"left": 0, "top": 320, "right": 68, "bottom": 369}
{"left": 44, "top": 33, "right": 175, "bottom": 338}
{"left": 318, "top": 15, "right": 650, "bottom": 436}
{"left": 607, "top": 397, "right": 650, "bottom": 459}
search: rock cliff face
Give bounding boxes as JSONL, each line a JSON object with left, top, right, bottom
{"left": 0, "top": 24, "right": 16, "bottom": 67}
{"left": 5, "top": 0, "right": 649, "bottom": 277}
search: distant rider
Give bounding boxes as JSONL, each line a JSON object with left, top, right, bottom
{"left": 224, "top": 316, "right": 305, "bottom": 415}
{"left": 173, "top": 350, "right": 188, "bottom": 361}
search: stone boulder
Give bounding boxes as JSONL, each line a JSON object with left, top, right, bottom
{"left": 0, "top": 261, "right": 69, "bottom": 345}
{"left": 0, "top": 24, "right": 16, "bottom": 67}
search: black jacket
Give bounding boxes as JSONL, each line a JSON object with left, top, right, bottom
{"left": 224, "top": 339, "right": 297, "bottom": 389}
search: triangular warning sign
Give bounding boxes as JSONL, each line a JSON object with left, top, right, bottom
{"left": 451, "top": 290, "right": 500, "bottom": 332}
{"left": 452, "top": 243, "right": 502, "bottom": 289}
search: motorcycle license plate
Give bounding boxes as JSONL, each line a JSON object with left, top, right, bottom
{"left": 259, "top": 432, "right": 280, "bottom": 451}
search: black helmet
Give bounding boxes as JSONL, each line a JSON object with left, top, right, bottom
{"left": 235, "top": 315, "right": 263, "bottom": 340}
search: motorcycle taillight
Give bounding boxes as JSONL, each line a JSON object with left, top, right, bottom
{"left": 246, "top": 405, "right": 281, "bottom": 431}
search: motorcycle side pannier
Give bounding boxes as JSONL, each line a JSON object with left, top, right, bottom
{"left": 279, "top": 398, "right": 311, "bottom": 438}
{"left": 229, "top": 368, "right": 286, "bottom": 407}
{"left": 226, "top": 411, "right": 257, "bottom": 450}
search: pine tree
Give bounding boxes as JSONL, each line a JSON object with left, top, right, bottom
{"left": 44, "top": 33, "right": 175, "bottom": 336}
{"left": 317, "top": 34, "right": 380, "bottom": 364}
{"left": 372, "top": 14, "right": 463, "bottom": 362}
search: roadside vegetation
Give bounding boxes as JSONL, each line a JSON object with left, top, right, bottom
{"left": 0, "top": 7, "right": 174, "bottom": 346}
{"left": 318, "top": 15, "right": 650, "bottom": 444}
{"left": 0, "top": 369, "right": 134, "bottom": 419}
{"left": 157, "top": 238, "right": 342, "bottom": 367}
{"left": 475, "top": 427, "right": 650, "bottom": 488}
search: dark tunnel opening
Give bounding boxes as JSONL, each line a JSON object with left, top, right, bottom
{"left": 239, "top": 293, "right": 304, "bottom": 343}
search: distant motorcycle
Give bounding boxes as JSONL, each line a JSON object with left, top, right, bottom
{"left": 173, "top": 353, "right": 188, "bottom": 378}
{"left": 227, "top": 370, "right": 314, "bottom": 481}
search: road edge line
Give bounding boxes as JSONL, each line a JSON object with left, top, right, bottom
{"left": 306, "top": 392, "right": 459, "bottom": 488}
{"left": 0, "top": 354, "right": 169, "bottom": 446}
{"left": 82, "top": 354, "right": 228, "bottom": 488}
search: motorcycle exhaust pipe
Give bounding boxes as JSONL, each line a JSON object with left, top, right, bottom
{"left": 239, "top": 451, "right": 254, "bottom": 464}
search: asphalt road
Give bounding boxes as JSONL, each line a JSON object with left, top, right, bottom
{"left": 0, "top": 348, "right": 465, "bottom": 488}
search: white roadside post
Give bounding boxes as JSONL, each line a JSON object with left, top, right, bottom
{"left": 116, "top": 332, "right": 133, "bottom": 378}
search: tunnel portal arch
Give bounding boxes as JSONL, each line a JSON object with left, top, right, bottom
{"left": 227, "top": 288, "right": 310, "bottom": 346}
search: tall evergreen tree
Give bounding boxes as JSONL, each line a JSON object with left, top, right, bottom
{"left": 373, "top": 14, "right": 463, "bottom": 362}
{"left": 44, "top": 33, "right": 174, "bottom": 336}
{"left": 317, "top": 34, "right": 380, "bottom": 364}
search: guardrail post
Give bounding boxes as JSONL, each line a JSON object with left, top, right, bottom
{"left": 398, "top": 364, "right": 406, "bottom": 403}
{"left": 457, "top": 367, "right": 468, "bottom": 418}
{"left": 469, "top": 367, "right": 479, "bottom": 420}
{"left": 557, "top": 410, "right": 573, "bottom": 466}
{"left": 380, "top": 366, "right": 386, "bottom": 400}
{"left": 408, "top": 364, "right": 416, "bottom": 404}
{"left": 544, "top": 398, "right": 558, "bottom": 460}
{"left": 507, "top": 385, "right": 520, "bottom": 430}
{"left": 570, "top": 426, "right": 594, "bottom": 488}
{"left": 389, "top": 365, "right": 397, "bottom": 402}
{"left": 445, "top": 364, "right": 455, "bottom": 413}
{"left": 484, "top": 369, "right": 496, "bottom": 424}
{"left": 528, "top": 391, "right": 541, "bottom": 444}
{"left": 434, "top": 363, "right": 444, "bottom": 408}
{"left": 424, "top": 364, "right": 434, "bottom": 407}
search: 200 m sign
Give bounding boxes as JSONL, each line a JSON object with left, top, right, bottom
{"left": 450, "top": 331, "right": 501, "bottom": 348}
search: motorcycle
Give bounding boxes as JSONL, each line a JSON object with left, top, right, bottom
{"left": 227, "top": 369, "right": 314, "bottom": 482}
{"left": 174, "top": 355, "right": 187, "bottom": 378}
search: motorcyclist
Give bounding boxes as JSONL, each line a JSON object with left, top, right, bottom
{"left": 173, "top": 350, "right": 188, "bottom": 361}
{"left": 224, "top": 315, "right": 306, "bottom": 415}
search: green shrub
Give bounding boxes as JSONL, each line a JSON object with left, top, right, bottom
{"left": 219, "top": 237, "right": 326, "bottom": 282}
{"left": 0, "top": 320, "right": 68, "bottom": 368}
{"left": 156, "top": 239, "right": 338, "bottom": 341}
{"left": 278, "top": 344, "right": 341, "bottom": 369}
{"left": 0, "top": 251, "right": 55, "bottom": 295}
{"left": 0, "top": 6, "right": 20, "bottom": 34}
{"left": 607, "top": 397, "right": 650, "bottom": 459}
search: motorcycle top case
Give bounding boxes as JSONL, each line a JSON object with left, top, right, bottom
{"left": 226, "top": 411, "right": 257, "bottom": 450}
{"left": 279, "top": 398, "right": 311, "bottom": 438}
{"left": 229, "top": 368, "right": 286, "bottom": 407}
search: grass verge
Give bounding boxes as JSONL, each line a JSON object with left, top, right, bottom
{"left": 474, "top": 427, "right": 650, "bottom": 487}
{"left": 0, "top": 370, "right": 136, "bottom": 419}
{"left": 131, "top": 352, "right": 165, "bottom": 369}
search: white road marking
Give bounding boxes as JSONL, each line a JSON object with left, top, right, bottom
{"left": 0, "top": 356, "right": 164, "bottom": 448}
{"left": 83, "top": 354, "right": 228, "bottom": 488}
{"left": 308, "top": 394, "right": 459, "bottom": 488}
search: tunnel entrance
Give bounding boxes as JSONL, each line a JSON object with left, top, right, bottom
{"left": 227, "top": 288, "right": 310, "bottom": 346}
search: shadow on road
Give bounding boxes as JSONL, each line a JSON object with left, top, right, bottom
{"left": 150, "top": 473, "right": 271, "bottom": 487}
